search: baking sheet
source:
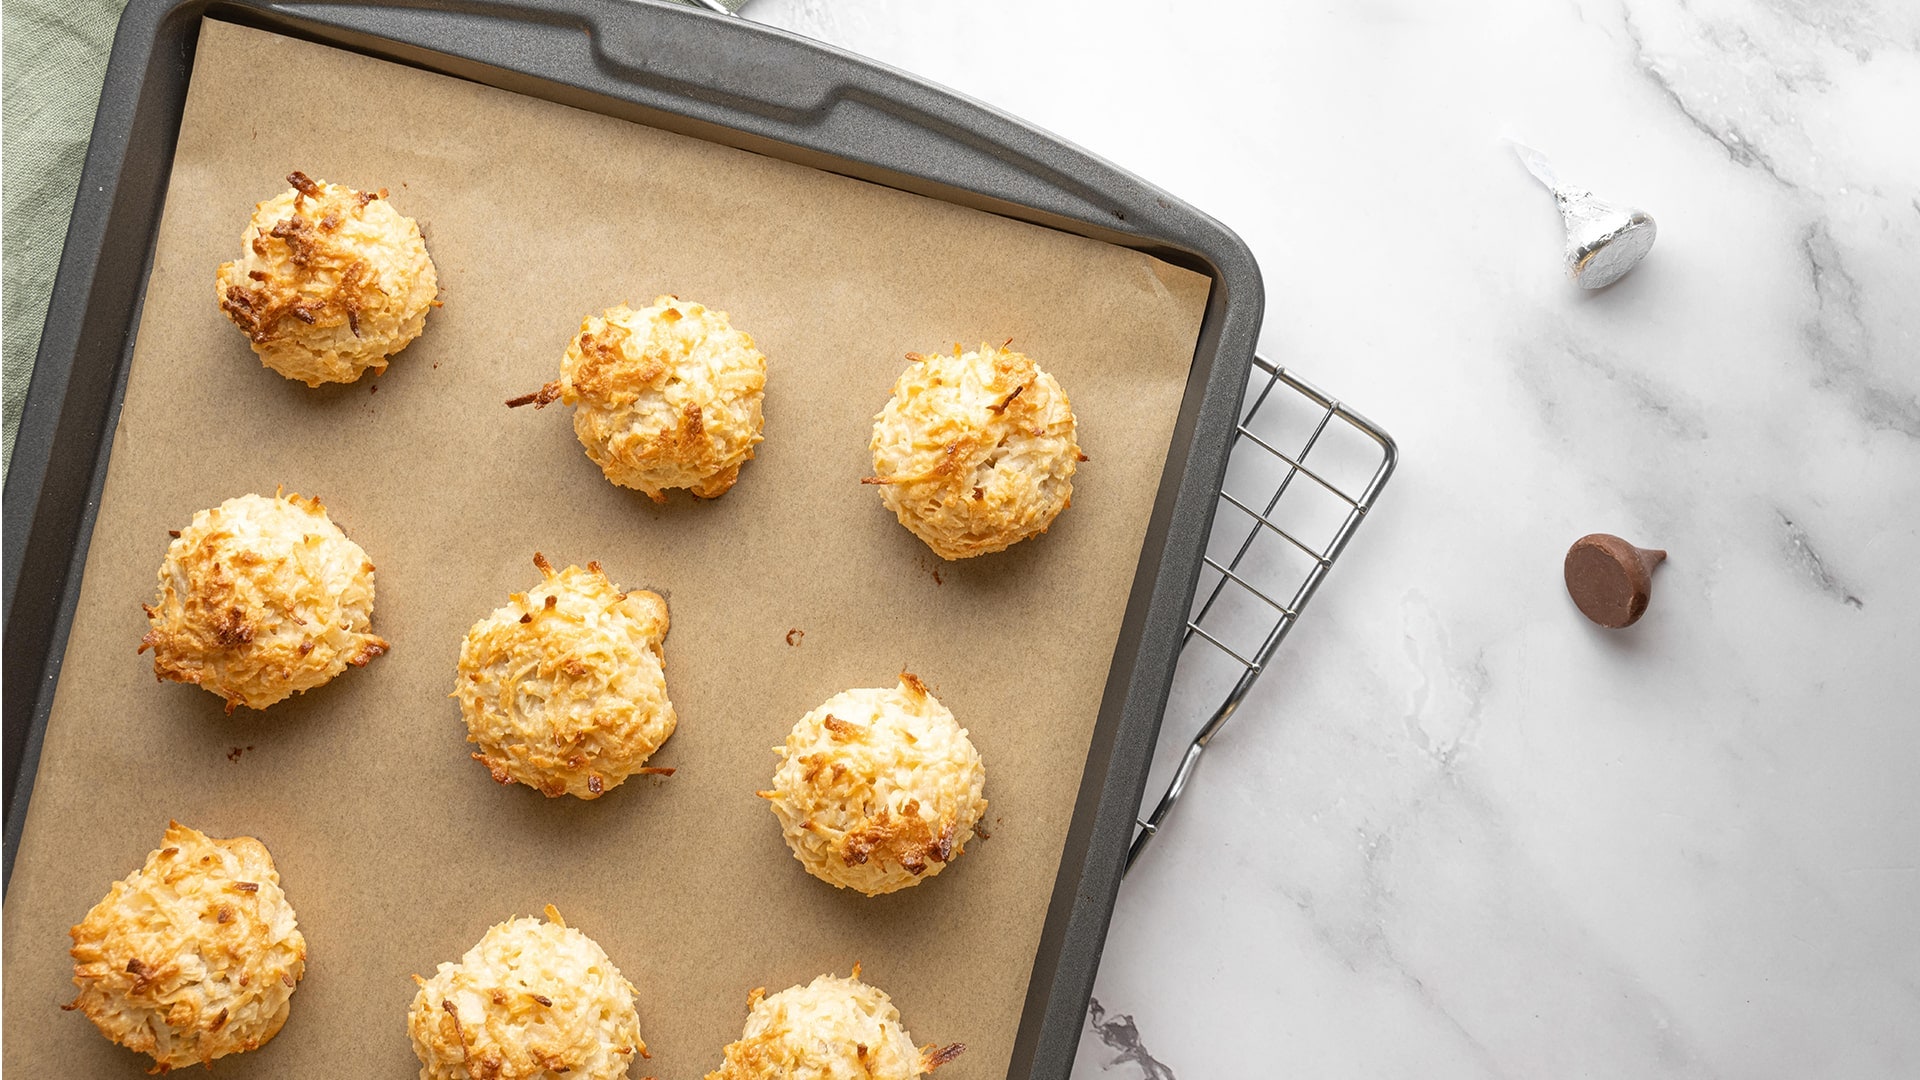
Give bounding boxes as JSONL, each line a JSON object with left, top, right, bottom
{"left": 0, "top": 18, "right": 1211, "bottom": 1077}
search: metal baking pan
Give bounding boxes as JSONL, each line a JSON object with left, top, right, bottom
{"left": 0, "top": 1, "right": 1261, "bottom": 1075}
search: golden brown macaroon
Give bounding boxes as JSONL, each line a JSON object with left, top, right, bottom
{"left": 705, "top": 966, "right": 963, "bottom": 1080}
{"left": 510, "top": 295, "right": 767, "bottom": 502}
{"left": 408, "top": 906, "right": 646, "bottom": 1080}
{"left": 454, "top": 553, "right": 676, "bottom": 799}
{"left": 866, "top": 342, "right": 1083, "bottom": 560}
{"left": 215, "top": 170, "right": 438, "bottom": 386}
{"left": 140, "top": 491, "right": 387, "bottom": 712}
{"left": 760, "top": 674, "right": 987, "bottom": 896}
{"left": 66, "top": 822, "right": 307, "bottom": 1073}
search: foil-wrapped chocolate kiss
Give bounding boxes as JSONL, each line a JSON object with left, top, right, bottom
{"left": 1511, "top": 141, "right": 1657, "bottom": 289}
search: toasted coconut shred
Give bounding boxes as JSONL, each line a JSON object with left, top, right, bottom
{"left": 523, "top": 295, "right": 767, "bottom": 502}
{"left": 455, "top": 554, "right": 676, "bottom": 799}
{"left": 66, "top": 822, "right": 307, "bottom": 1073}
{"left": 762, "top": 675, "right": 987, "bottom": 896}
{"left": 215, "top": 171, "right": 438, "bottom": 387}
{"left": 408, "top": 906, "right": 645, "bottom": 1080}
{"left": 868, "top": 343, "right": 1081, "bottom": 560}
{"left": 140, "top": 491, "right": 387, "bottom": 712}
{"left": 705, "top": 968, "right": 963, "bottom": 1080}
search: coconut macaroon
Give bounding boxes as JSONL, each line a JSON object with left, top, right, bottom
{"left": 215, "top": 170, "right": 439, "bottom": 387}
{"left": 866, "top": 342, "right": 1083, "bottom": 560}
{"left": 141, "top": 491, "right": 387, "bottom": 712}
{"left": 455, "top": 553, "right": 676, "bottom": 799}
{"left": 510, "top": 296, "right": 767, "bottom": 502}
{"left": 761, "top": 674, "right": 987, "bottom": 896}
{"left": 66, "top": 821, "right": 307, "bottom": 1072}
{"left": 705, "top": 967, "right": 963, "bottom": 1080}
{"left": 409, "top": 906, "right": 646, "bottom": 1080}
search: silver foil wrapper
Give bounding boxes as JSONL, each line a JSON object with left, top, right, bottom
{"left": 1512, "top": 142, "right": 1657, "bottom": 289}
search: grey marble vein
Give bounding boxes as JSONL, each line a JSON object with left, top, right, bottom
{"left": 1620, "top": 3, "right": 1794, "bottom": 186}
{"left": 1087, "top": 999, "right": 1176, "bottom": 1080}
{"left": 1776, "top": 509, "right": 1865, "bottom": 608}
{"left": 1567, "top": 343, "right": 1710, "bottom": 442}
{"left": 1799, "top": 222, "right": 1920, "bottom": 439}
{"left": 1514, "top": 331, "right": 1709, "bottom": 446}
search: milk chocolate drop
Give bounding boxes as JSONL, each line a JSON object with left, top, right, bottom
{"left": 1564, "top": 533, "right": 1666, "bottom": 628}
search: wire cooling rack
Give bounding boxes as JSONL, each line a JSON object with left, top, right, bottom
{"left": 1127, "top": 355, "right": 1397, "bottom": 873}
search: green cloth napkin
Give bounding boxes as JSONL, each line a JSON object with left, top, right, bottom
{"left": 0, "top": 0, "right": 746, "bottom": 482}
{"left": 2, "top": 0, "right": 130, "bottom": 482}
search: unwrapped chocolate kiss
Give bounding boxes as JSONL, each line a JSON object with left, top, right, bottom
{"left": 1564, "top": 533, "right": 1666, "bottom": 628}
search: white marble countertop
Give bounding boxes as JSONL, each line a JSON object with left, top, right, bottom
{"left": 748, "top": 1, "right": 1920, "bottom": 1076}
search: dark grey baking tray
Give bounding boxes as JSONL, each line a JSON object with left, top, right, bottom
{"left": 0, "top": 1, "right": 1262, "bottom": 1075}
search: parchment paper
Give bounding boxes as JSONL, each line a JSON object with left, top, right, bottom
{"left": 2, "top": 19, "right": 1210, "bottom": 1078}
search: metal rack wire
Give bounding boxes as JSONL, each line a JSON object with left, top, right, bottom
{"left": 1127, "top": 355, "right": 1397, "bottom": 873}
